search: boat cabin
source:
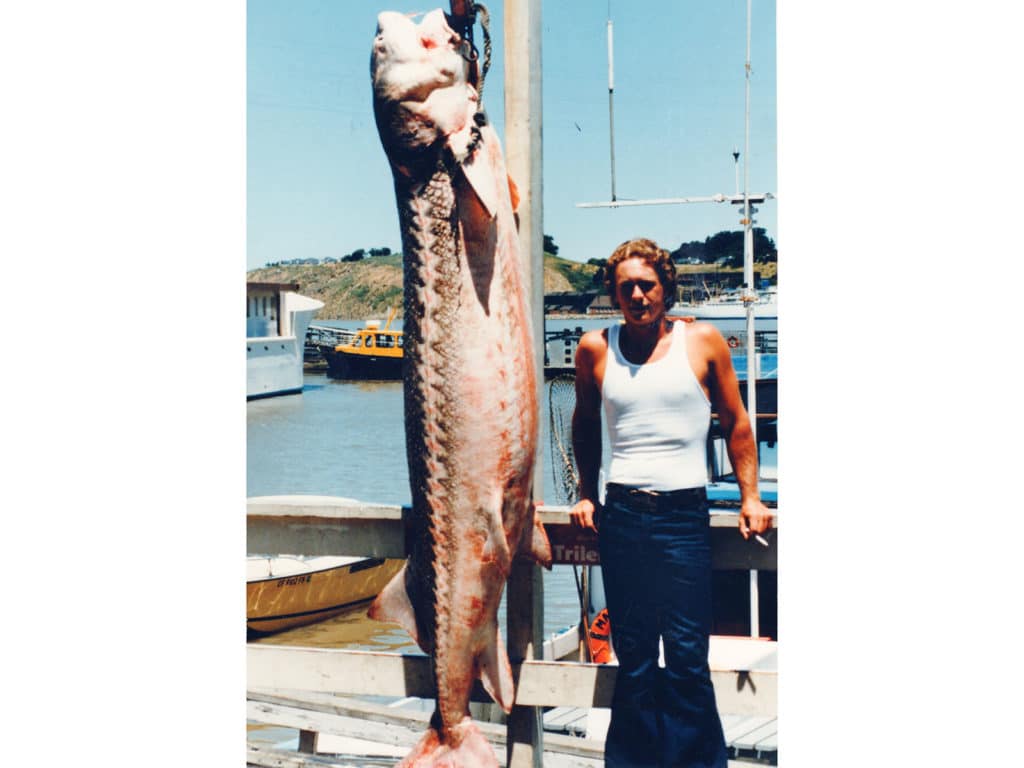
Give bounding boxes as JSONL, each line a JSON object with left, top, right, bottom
{"left": 247, "top": 282, "right": 301, "bottom": 339}
{"left": 340, "top": 323, "right": 404, "bottom": 359}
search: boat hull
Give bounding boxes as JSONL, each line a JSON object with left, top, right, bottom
{"left": 320, "top": 346, "right": 404, "bottom": 380}
{"left": 247, "top": 556, "right": 404, "bottom": 635}
{"left": 246, "top": 290, "right": 323, "bottom": 399}
{"left": 247, "top": 335, "right": 306, "bottom": 399}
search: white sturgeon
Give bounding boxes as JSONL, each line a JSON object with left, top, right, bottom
{"left": 368, "top": 9, "right": 552, "bottom": 767}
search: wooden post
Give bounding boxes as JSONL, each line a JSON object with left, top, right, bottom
{"left": 297, "top": 729, "right": 318, "bottom": 753}
{"left": 506, "top": 561, "right": 545, "bottom": 768}
{"left": 504, "top": 1, "right": 544, "bottom": 766}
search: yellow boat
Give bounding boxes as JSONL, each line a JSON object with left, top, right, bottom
{"left": 320, "top": 307, "right": 403, "bottom": 380}
{"left": 246, "top": 555, "right": 404, "bottom": 636}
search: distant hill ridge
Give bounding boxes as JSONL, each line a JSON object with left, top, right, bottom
{"left": 246, "top": 252, "right": 598, "bottom": 319}
{"left": 246, "top": 251, "right": 773, "bottom": 320}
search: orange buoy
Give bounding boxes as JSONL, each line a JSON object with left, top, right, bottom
{"left": 587, "top": 608, "right": 614, "bottom": 664}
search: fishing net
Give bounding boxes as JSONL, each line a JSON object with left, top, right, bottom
{"left": 547, "top": 372, "right": 615, "bottom": 663}
{"left": 547, "top": 373, "right": 579, "bottom": 506}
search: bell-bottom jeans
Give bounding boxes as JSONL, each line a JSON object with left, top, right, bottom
{"left": 599, "top": 483, "right": 728, "bottom": 768}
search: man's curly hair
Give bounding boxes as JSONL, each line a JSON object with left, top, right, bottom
{"left": 603, "top": 238, "right": 677, "bottom": 310}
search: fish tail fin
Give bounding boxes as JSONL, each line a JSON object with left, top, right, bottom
{"left": 477, "top": 624, "right": 516, "bottom": 713}
{"left": 397, "top": 717, "right": 498, "bottom": 767}
{"left": 367, "top": 564, "right": 426, "bottom": 650}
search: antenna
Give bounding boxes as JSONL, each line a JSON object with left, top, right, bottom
{"left": 606, "top": 14, "right": 617, "bottom": 202}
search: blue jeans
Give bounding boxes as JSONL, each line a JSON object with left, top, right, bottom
{"left": 599, "top": 483, "right": 728, "bottom": 768}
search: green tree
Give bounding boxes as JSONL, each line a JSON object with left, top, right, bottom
{"left": 699, "top": 229, "right": 777, "bottom": 267}
{"left": 543, "top": 233, "right": 559, "bottom": 256}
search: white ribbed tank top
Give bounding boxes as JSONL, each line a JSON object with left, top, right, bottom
{"left": 602, "top": 323, "right": 712, "bottom": 491}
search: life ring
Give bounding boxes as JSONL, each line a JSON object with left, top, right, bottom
{"left": 727, "top": 336, "right": 740, "bottom": 349}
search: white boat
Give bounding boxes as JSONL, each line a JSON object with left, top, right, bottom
{"left": 671, "top": 285, "right": 778, "bottom": 320}
{"left": 247, "top": 282, "right": 324, "bottom": 400}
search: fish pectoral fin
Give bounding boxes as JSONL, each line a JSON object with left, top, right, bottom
{"left": 482, "top": 494, "right": 514, "bottom": 575}
{"left": 367, "top": 564, "right": 425, "bottom": 650}
{"left": 482, "top": 527, "right": 513, "bottom": 576}
{"left": 477, "top": 626, "right": 516, "bottom": 713}
{"left": 507, "top": 174, "right": 519, "bottom": 212}
{"left": 519, "top": 515, "right": 553, "bottom": 570}
{"left": 442, "top": 85, "right": 498, "bottom": 220}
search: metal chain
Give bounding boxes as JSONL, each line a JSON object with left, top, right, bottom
{"left": 447, "top": 2, "right": 492, "bottom": 162}
{"left": 474, "top": 3, "right": 492, "bottom": 101}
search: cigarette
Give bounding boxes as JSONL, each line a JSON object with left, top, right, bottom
{"left": 754, "top": 534, "right": 769, "bottom": 547}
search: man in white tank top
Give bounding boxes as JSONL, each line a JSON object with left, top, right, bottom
{"left": 569, "top": 238, "right": 770, "bottom": 768}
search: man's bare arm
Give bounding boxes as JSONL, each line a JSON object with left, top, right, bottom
{"left": 569, "top": 331, "right": 605, "bottom": 531}
{"left": 702, "top": 325, "right": 771, "bottom": 538}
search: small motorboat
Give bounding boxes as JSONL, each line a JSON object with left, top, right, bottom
{"left": 319, "top": 308, "right": 403, "bottom": 380}
{"left": 246, "top": 554, "right": 404, "bottom": 636}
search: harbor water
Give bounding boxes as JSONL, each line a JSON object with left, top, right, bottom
{"left": 247, "top": 316, "right": 776, "bottom": 651}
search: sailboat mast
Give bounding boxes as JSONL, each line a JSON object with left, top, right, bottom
{"left": 607, "top": 17, "right": 617, "bottom": 202}
{"left": 743, "top": 0, "right": 757, "bottom": 440}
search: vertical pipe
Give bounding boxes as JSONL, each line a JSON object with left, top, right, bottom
{"left": 743, "top": 0, "right": 759, "bottom": 639}
{"left": 607, "top": 19, "right": 617, "bottom": 201}
{"left": 743, "top": 0, "right": 756, "bottom": 437}
{"left": 505, "top": 1, "right": 544, "bottom": 766}
{"left": 750, "top": 569, "right": 760, "bottom": 637}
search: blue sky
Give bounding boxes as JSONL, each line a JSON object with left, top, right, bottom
{"left": 247, "top": 0, "right": 776, "bottom": 269}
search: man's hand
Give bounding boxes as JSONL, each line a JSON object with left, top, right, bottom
{"left": 569, "top": 498, "right": 600, "bottom": 533}
{"left": 739, "top": 498, "right": 772, "bottom": 540}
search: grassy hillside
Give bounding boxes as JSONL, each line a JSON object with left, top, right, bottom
{"left": 246, "top": 253, "right": 775, "bottom": 319}
{"left": 248, "top": 252, "right": 599, "bottom": 319}
{"left": 544, "top": 253, "right": 599, "bottom": 293}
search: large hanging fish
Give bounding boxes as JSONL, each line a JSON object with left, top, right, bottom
{"left": 368, "top": 8, "right": 552, "bottom": 767}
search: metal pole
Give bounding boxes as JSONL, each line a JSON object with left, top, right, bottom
{"left": 505, "top": 2, "right": 544, "bottom": 765}
{"left": 742, "top": 0, "right": 757, "bottom": 434}
{"left": 607, "top": 19, "right": 617, "bottom": 201}
{"left": 743, "top": 0, "right": 760, "bottom": 640}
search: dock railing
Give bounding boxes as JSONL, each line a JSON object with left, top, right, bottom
{"left": 247, "top": 495, "right": 778, "bottom": 766}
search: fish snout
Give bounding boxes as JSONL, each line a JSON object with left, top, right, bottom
{"left": 376, "top": 9, "right": 456, "bottom": 51}
{"left": 375, "top": 10, "right": 412, "bottom": 35}
{"left": 374, "top": 11, "right": 419, "bottom": 60}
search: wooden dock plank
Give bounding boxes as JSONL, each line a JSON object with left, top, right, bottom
{"left": 247, "top": 692, "right": 606, "bottom": 765}
{"left": 248, "top": 693, "right": 776, "bottom": 768}
{"left": 247, "top": 497, "right": 777, "bottom": 571}
{"left": 722, "top": 715, "right": 772, "bottom": 744}
{"left": 247, "top": 497, "right": 406, "bottom": 559}
{"left": 248, "top": 743, "right": 401, "bottom": 767}
{"left": 249, "top": 746, "right": 770, "bottom": 768}
{"left": 753, "top": 731, "right": 778, "bottom": 751}
{"left": 248, "top": 646, "right": 776, "bottom": 716}
{"left": 542, "top": 706, "right": 589, "bottom": 735}
{"left": 542, "top": 706, "right": 581, "bottom": 727}
{"left": 247, "top": 700, "right": 423, "bottom": 751}
{"left": 717, "top": 713, "right": 747, "bottom": 733}
{"left": 730, "top": 717, "right": 778, "bottom": 750}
